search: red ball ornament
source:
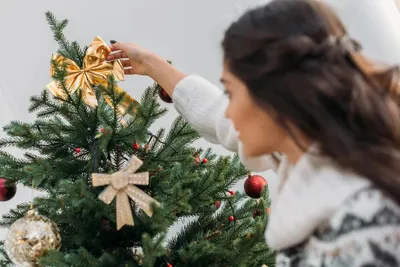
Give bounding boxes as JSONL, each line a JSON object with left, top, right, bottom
{"left": 215, "top": 200, "right": 221, "bottom": 209}
{"left": 0, "top": 178, "right": 17, "bottom": 202}
{"left": 158, "top": 86, "right": 173, "bottom": 103}
{"left": 202, "top": 158, "right": 208, "bottom": 164}
{"left": 244, "top": 174, "right": 267, "bottom": 198}
{"left": 228, "top": 190, "right": 235, "bottom": 196}
{"left": 229, "top": 215, "right": 235, "bottom": 222}
{"left": 75, "top": 147, "right": 81, "bottom": 153}
{"left": 266, "top": 207, "right": 271, "bottom": 215}
{"left": 167, "top": 264, "right": 173, "bottom": 267}
{"left": 133, "top": 142, "right": 140, "bottom": 150}
{"left": 100, "top": 128, "right": 105, "bottom": 133}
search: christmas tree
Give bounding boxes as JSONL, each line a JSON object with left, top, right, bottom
{"left": 0, "top": 12, "right": 275, "bottom": 267}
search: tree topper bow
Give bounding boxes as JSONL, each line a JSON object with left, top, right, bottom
{"left": 46, "top": 36, "right": 137, "bottom": 117}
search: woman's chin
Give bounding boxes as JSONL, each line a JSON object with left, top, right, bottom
{"left": 242, "top": 142, "right": 277, "bottom": 158}
{"left": 243, "top": 146, "right": 265, "bottom": 158}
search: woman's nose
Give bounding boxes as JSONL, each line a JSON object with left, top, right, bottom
{"left": 224, "top": 109, "right": 230, "bottom": 119}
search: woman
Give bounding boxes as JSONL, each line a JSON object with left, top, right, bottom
{"left": 108, "top": 0, "right": 400, "bottom": 265}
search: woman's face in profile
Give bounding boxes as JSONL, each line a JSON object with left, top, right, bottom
{"left": 221, "top": 62, "right": 289, "bottom": 157}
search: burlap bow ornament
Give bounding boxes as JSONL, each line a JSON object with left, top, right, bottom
{"left": 92, "top": 156, "right": 159, "bottom": 230}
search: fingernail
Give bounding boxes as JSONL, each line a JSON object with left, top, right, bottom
{"left": 110, "top": 40, "right": 117, "bottom": 44}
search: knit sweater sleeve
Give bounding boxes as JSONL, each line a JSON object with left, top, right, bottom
{"left": 311, "top": 188, "right": 400, "bottom": 266}
{"left": 277, "top": 187, "right": 400, "bottom": 266}
{"left": 172, "top": 75, "right": 279, "bottom": 172}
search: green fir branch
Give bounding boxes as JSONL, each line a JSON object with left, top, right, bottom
{"left": 45, "top": 11, "right": 85, "bottom": 67}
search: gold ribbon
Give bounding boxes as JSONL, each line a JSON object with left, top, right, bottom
{"left": 92, "top": 156, "right": 160, "bottom": 230}
{"left": 46, "top": 36, "right": 137, "bottom": 117}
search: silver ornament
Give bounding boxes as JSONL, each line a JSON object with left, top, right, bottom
{"left": 4, "top": 209, "right": 61, "bottom": 267}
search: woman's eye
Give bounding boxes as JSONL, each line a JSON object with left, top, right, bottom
{"left": 224, "top": 89, "right": 231, "bottom": 98}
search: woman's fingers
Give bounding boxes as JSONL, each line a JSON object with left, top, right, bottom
{"left": 107, "top": 45, "right": 136, "bottom": 75}
{"left": 121, "top": 59, "right": 131, "bottom": 67}
{"left": 106, "top": 42, "right": 149, "bottom": 75}
{"left": 106, "top": 50, "right": 128, "bottom": 61}
{"left": 109, "top": 43, "right": 120, "bottom": 51}
{"left": 124, "top": 67, "right": 135, "bottom": 75}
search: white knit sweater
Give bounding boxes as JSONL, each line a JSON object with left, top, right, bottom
{"left": 172, "top": 75, "right": 400, "bottom": 266}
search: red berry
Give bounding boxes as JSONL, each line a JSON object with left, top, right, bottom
{"left": 101, "top": 219, "right": 111, "bottom": 231}
{"left": 215, "top": 200, "right": 221, "bottom": 209}
{"left": 75, "top": 148, "right": 81, "bottom": 153}
{"left": 266, "top": 207, "right": 271, "bottom": 215}
{"left": 202, "top": 158, "right": 208, "bottom": 164}
{"left": 133, "top": 142, "right": 140, "bottom": 150}
{"left": 167, "top": 264, "right": 173, "bottom": 267}
{"left": 229, "top": 216, "right": 235, "bottom": 222}
{"left": 100, "top": 128, "right": 105, "bottom": 133}
{"left": 252, "top": 210, "right": 262, "bottom": 218}
{"left": 228, "top": 190, "right": 235, "bottom": 196}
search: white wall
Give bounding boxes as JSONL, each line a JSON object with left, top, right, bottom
{"left": 1, "top": 0, "right": 400, "bottom": 249}
{"left": 325, "top": 0, "right": 400, "bottom": 62}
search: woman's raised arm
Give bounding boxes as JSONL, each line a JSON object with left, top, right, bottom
{"left": 107, "top": 41, "right": 280, "bottom": 172}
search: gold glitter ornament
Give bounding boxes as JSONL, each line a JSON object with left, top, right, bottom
{"left": 4, "top": 209, "right": 61, "bottom": 267}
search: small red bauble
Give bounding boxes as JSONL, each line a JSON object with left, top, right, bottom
{"left": 252, "top": 210, "right": 262, "bottom": 218}
{"left": 229, "top": 216, "right": 235, "bottom": 222}
{"left": 167, "top": 264, "right": 173, "bottom": 267}
{"left": 244, "top": 174, "right": 267, "bottom": 198}
{"left": 158, "top": 86, "right": 173, "bottom": 103}
{"left": 228, "top": 190, "right": 235, "bottom": 196}
{"left": 202, "top": 158, "right": 208, "bottom": 164}
{"left": 133, "top": 142, "right": 140, "bottom": 150}
{"left": 100, "top": 128, "right": 105, "bottom": 133}
{"left": 0, "top": 178, "right": 17, "bottom": 202}
{"left": 75, "top": 147, "right": 81, "bottom": 153}
{"left": 101, "top": 219, "right": 111, "bottom": 231}
{"left": 266, "top": 207, "right": 271, "bottom": 215}
{"left": 215, "top": 200, "right": 221, "bottom": 209}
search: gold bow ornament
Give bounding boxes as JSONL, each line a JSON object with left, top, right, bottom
{"left": 92, "top": 155, "right": 160, "bottom": 230}
{"left": 46, "top": 36, "right": 137, "bottom": 118}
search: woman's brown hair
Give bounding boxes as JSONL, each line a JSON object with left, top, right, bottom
{"left": 222, "top": 0, "right": 400, "bottom": 203}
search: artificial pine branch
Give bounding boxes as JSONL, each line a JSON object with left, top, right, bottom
{"left": 45, "top": 11, "right": 85, "bottom": 67}
{"left": 0, "top": 241, "right": 13, "bottom": 267}
{"left": 0, "top": 203, "right": 30, "bottom": 228}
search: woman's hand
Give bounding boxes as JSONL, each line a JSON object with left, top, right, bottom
{"left": 106, "top": 41, "right": 186, "bottom": 96}
{"left": 107, "top": 41, "right": 156, "bottom": 76}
